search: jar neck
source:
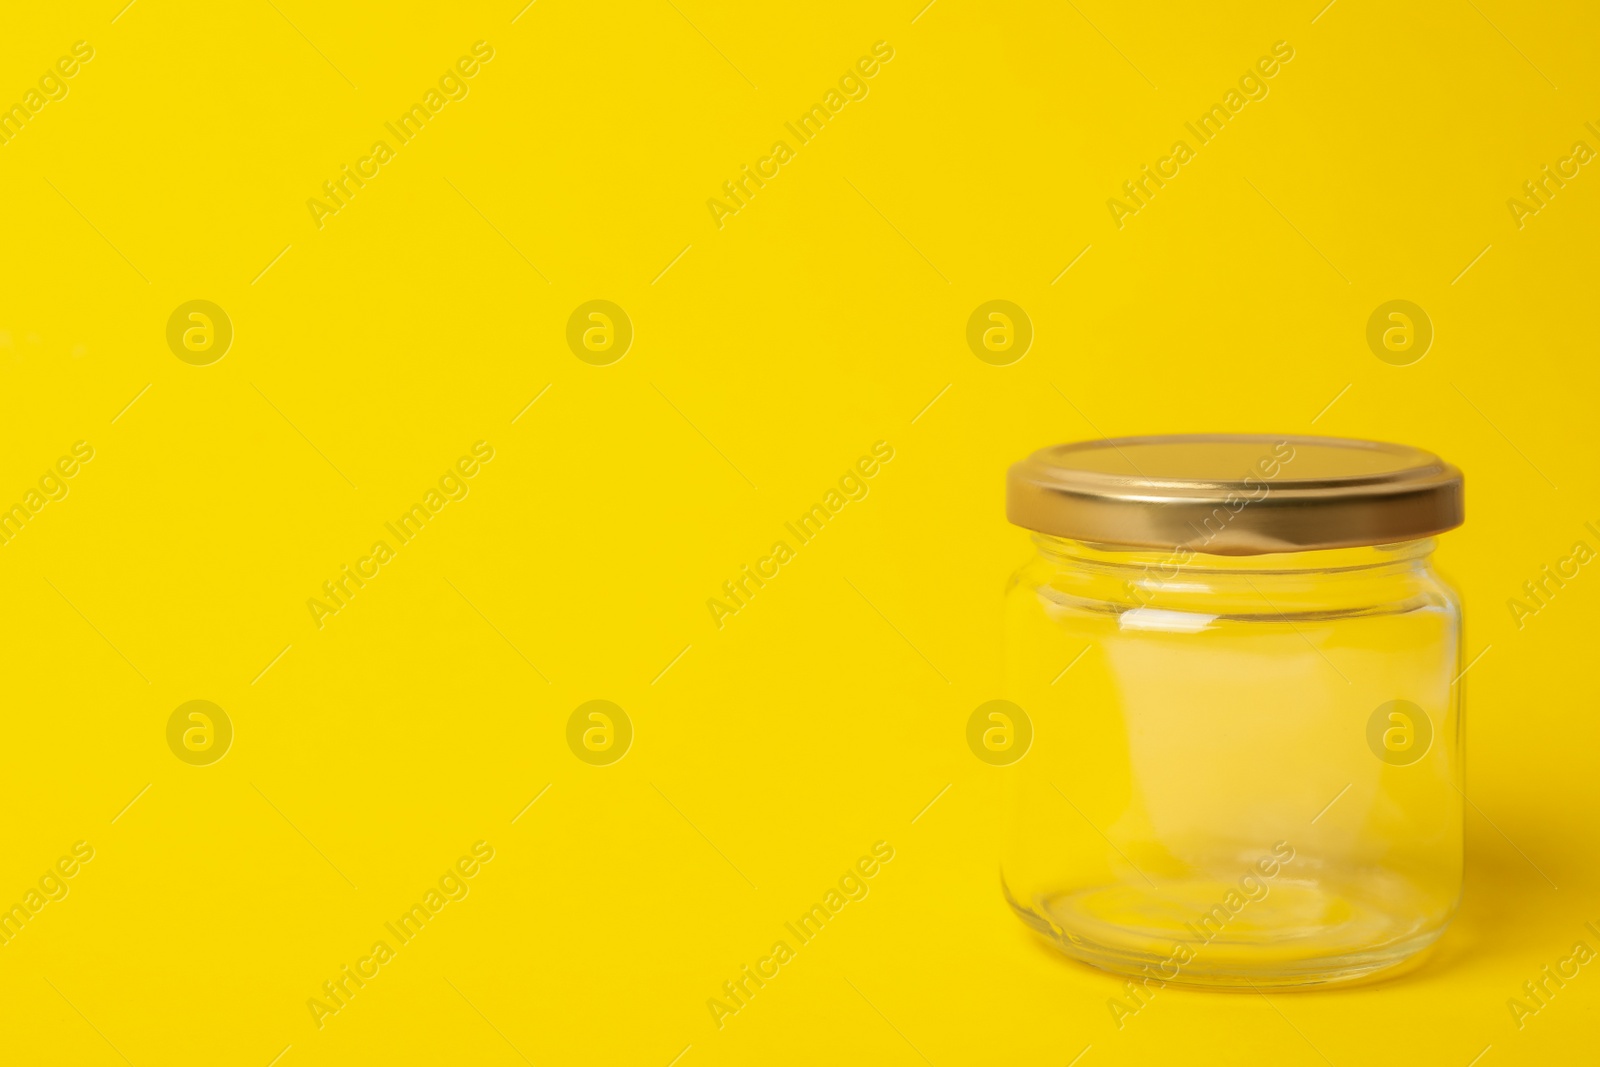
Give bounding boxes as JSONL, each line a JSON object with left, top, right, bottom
{"left": 1032, "top": 534, "right": 1436, "bottom": 575}
{"left": 1028, "top": 534, "right": 1442, "bottom": 616}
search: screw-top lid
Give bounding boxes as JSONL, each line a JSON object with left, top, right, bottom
{"left": 1007, "top": 434, "right": 1464, "bottom": 555}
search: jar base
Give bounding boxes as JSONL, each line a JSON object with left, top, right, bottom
{"left": 1009, "top": 874, "right": 1452, "bottom": 990}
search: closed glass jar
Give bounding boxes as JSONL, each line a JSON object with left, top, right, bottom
{"left": 1000, "top": 435, "right": 1465, "bottom": 989}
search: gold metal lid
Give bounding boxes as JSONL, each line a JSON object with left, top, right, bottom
{"left": 1007, "top": 434, "right": 1464, "bottom": 555}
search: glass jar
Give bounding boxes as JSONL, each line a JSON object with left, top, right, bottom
{"left": 1000, "top": 435, "right": 1465, "bottom": 989}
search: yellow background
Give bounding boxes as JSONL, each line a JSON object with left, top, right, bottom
{"left": 2, "top": 1, "right": 1597, "bottom": 1063}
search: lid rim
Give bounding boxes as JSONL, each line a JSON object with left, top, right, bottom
{"left": 1007, "top": 434, "right": 1464, "bottom": 555}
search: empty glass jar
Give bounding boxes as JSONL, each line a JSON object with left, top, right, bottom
{"left": 1001, "top": 435, "right": 1465, "bottom": 989}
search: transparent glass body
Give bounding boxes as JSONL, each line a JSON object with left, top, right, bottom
{"left": 1001, "top": 534, "right": 1463, "bottom": 989}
